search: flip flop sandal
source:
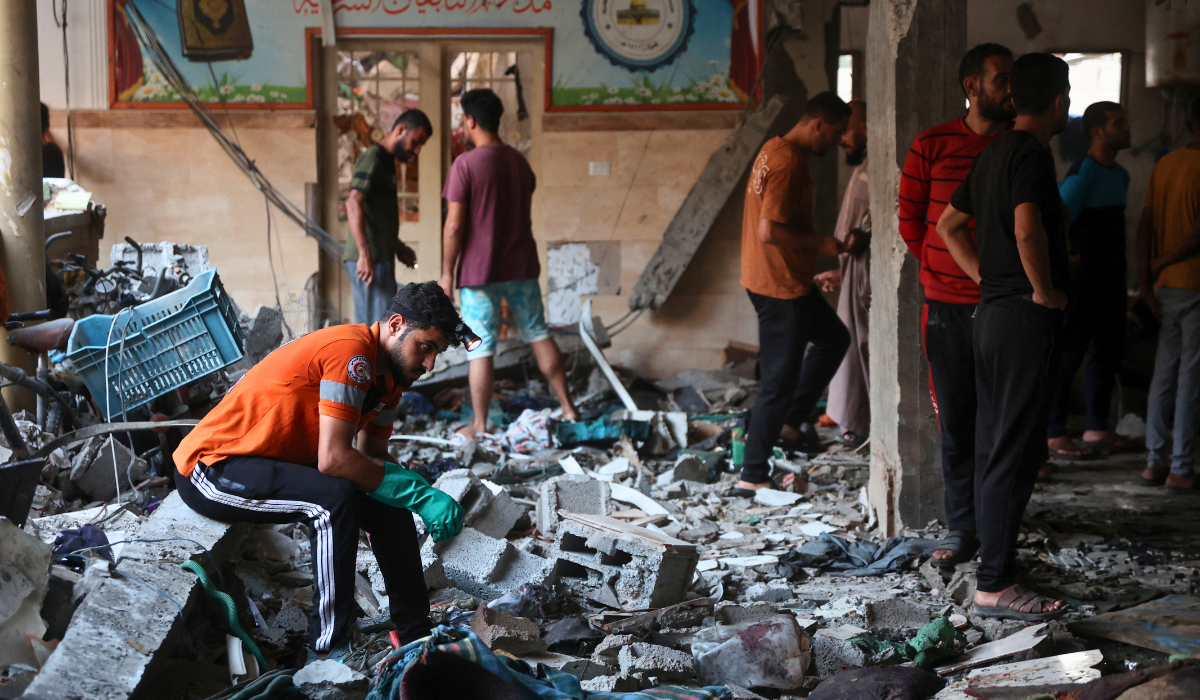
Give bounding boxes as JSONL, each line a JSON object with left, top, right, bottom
{"left": 971, "top": 585, "right": 1067, "bottom": 622}
{"left": 836, "top": 431, "right": 867, "bottom": 448}
{"left": 730, "top": 478, "right": 780, "bottom": 498}
{"left": 932, "top": 530, "right": 979, "bottom": 569}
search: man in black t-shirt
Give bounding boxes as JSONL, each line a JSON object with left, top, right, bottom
{"left": 936, "top": 53, "right": 1071, "bottom": 622}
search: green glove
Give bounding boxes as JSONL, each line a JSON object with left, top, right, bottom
{"left": 370, "top": 463, "right": 464, "bottom": 542}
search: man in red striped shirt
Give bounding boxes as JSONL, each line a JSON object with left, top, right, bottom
{"left": 897, "top": 43, "right": 1014, "bottom": 568}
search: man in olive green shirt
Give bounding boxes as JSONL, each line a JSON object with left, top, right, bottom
{"left": 344, "top": 109, "right": 432, "bottom": 324}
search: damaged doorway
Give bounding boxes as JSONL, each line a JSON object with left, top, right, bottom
{"left": 314, "top": 34, "right": 545, "bottom": 324}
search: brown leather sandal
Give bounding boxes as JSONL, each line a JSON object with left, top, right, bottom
{"left": 971, "top": 584, "right": 1067, "bottom": 622}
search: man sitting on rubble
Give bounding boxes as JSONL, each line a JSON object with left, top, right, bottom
{"left": 173, "top": 281, "right": 467, "bottom": 661}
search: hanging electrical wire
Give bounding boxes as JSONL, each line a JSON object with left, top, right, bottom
{"left": 121, "top": 3, "right": 344, "bottom": 262}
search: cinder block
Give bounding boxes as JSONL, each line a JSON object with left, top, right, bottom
{"left": 425, "top": 528, "right": 550, "bottom": 601}
{"left": 434, "top": 470, "right": 523, "bottom": 539}
{"left": 537, "top": 476, "right": 612, "bottom": 536}
{"left": 548, "top": 514, "right": 698, "bottom": 610}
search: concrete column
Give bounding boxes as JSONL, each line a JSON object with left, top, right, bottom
{"left": 866, "top": 0, "right": 965, "bottom": 534}
{"left": 0, "top": 1, "right": 47, "bottom": 413}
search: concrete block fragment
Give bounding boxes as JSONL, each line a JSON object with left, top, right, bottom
{"left": 537, "top": 476, "right": 611, "bottom": 536}
{"left": 434, "top": 470, "right": 523, "bottom": 539}
{"left": 714, "top": 601, "right": 779, "bottom": 626}
{"left": 428, "top": 528, "right": 550, "bottom": 601}
{"left": 696, "top": 617, "right": 810, "bottom": 690}
{"left": 668, "top": 455, "right": 712, "bottom": 484}
{"left": 421, "top": 543, "right": 453, "bottom": 590}
{"left": 592, "top": 634, "right": 634, "bottom": 664}
{"left": 746, "top": 580, "right": 792, "bottom": 603}
{"left": 945, "top": 563, "right": 977, "bottom": 607}
{"left": 548, "top": 516, "right": 698, "bottom": 610}
{"left": 470, "top": 605, "right": 547, "bottom": 655}
{"left": 812, "top": 627, "right": 868, "bottom": 678}
{"left": 580, "top": 675, "right": 639, "bottom": 692}
{"left": 293, "top": 659, "right": 369, "bottom": 700}
{"left": 617, "top": 643, "right": 695, "bottom": 683}
{"left": 864, "top": 596, "right": 932, "bottom": 631}
{"left": 559, "top": 658, "right": 612, "bottom": 681}
{"left": 68, "top": 437, "right": 149, "bottom": 502}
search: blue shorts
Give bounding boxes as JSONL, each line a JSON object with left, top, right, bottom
{"left": 459, "top": 279, "right": 549, "bottom": 360}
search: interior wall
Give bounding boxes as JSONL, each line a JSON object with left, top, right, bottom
{"left": 46, "top": 114, "right": 321, "bottom": 315}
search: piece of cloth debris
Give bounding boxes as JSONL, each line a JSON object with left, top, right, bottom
{"left": 849, "top": 617, "right": 963, "bottom": 670}
{"left": 554, "top": 417, "right": 650, "bottom": 447}
{"left": 479, "top": 409, "right": 554, "bottom": 454}
{"left": 367, "top": 626, "right": 729, "bottom": 700}
{"left": 806, "top": 666, "right": 945, "bottom": 700}
{"left": 777, "top": 533, "right": 940, "bottom": 576}
{"left": 52, "top": 524, "right": 113, "bottom": 562}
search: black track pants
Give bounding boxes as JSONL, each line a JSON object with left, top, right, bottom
{"left": 175, "top": 456, "right": 432, "bottom": 651}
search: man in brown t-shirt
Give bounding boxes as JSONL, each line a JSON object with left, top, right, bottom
{"left": 736, "top": 92, "right": 856, "bottom": 496}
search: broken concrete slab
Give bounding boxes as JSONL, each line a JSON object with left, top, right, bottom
{"left": 293, "top": 659, "right": 369, "bottom": 700}
{"left": 592, "top": 635, "right": 634, "bottom": 665}
{"left": 536, "top": 476, "right": 611, "bottom": 536}
{"left": 68, "top": 437, "right": 149, "bottom": 503}
{"left": 964, "top": 650, "right": 1102, "bottom": 697}
{"left": 618, "top": 643, "right": 695, "bottom": 684}
{"left": 425, "top": 527, "right": 550, "bottom": 601}
{"left": 548, "top": 513, "right": 698, "bottom": 610}
{"left": 434, "top": 470, "right": 523, "bottom": 540}
{"left": 0, "top": 517, "right": 52, "bottom": 668}
{"left": 628, "top": 95, "right": 789, "bottom": 311}
{"left": 21, "top": 493, "right": 239, "bottom": 700}
{"left": 470, "top": 605, "right": 547, "bottom": 656}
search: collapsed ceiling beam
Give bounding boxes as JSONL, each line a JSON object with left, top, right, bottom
{"left": 627, "top": 95, "right": 790, "bottom": 312}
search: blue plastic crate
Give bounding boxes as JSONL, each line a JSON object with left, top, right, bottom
{"left": 66, "top": 269, "right": 246, "bottom": 420}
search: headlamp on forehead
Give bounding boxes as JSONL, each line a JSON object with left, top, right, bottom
{"left": 389, "top": 303, "right": 480, "bottom": 351}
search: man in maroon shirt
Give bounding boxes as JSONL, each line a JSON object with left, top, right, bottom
{"left": 898, "top": 43, "right": 1014, "bottom": 568}
{"left": 439, "top": 89, "right": 579, "bottom": 438}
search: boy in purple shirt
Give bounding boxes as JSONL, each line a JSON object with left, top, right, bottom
{"left": 439, "top": 89, "right": 579, "bottom": 437}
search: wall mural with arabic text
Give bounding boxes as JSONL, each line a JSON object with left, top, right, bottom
{"left": 110, "top": 0, "right": 761, "bottom": 110}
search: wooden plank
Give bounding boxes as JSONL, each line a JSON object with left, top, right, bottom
{"left": 966, "top": 650, "right": 1103, "bottom": 687}
{"left": 558, "top": 511, "right": 695, "bottom": 551}
{"left": 1067, "top": 595, "right": 1200, "bottom": 656}
{"left": 627, "top": 95, "right": 791, "bottom": 311}
{"left": 933, "top": 623, "right": 1049, "bottom": 675}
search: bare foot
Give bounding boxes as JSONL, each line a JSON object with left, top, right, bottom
{"left": 456, "top": 422, "right": 487, "bottom": 440}
{"left": 975, "top": 584, "right": 1064, "bottom": 613}
{"left": 779, "top": 424, "right": 800, "bottom": 442}
{"left": 561, "top": 407, "right": 579, "bottom": 423}
{"left": 933, "top": 548, "right": 954, "bottom": 561}
{"left": 1047, "top": 436, "right": 1086, "bottom": 457}
{"left": 735, "top": 480, "right": 773, "bottom": 492}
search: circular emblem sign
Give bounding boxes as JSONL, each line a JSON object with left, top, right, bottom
{"left": 347, "top": 356, "right": 373, "bottom": 384}
{"left": 582, "top": 0, "right": 696, "bottom": 71}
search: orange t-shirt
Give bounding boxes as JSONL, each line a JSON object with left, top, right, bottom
{"left": 741, "top": 136, "right": 817, "bottom": 299}
{"left": 173, "top": 323, "right": 402, "bottom": 477}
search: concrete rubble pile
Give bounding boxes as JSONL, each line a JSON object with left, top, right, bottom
{"left": 1, "top": 361, "right": 1198, "bottom": 700}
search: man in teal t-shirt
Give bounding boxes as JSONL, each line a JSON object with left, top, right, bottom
{"left": 344, "top": 109, "right": 432, "bottom": 324}
{"left": 1046, "top": 101, "right": 1133, "bottom": 456}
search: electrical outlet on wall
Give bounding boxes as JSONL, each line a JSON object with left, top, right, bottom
{"left": 588, "top": 161, "right": 611, "bottom": 177}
